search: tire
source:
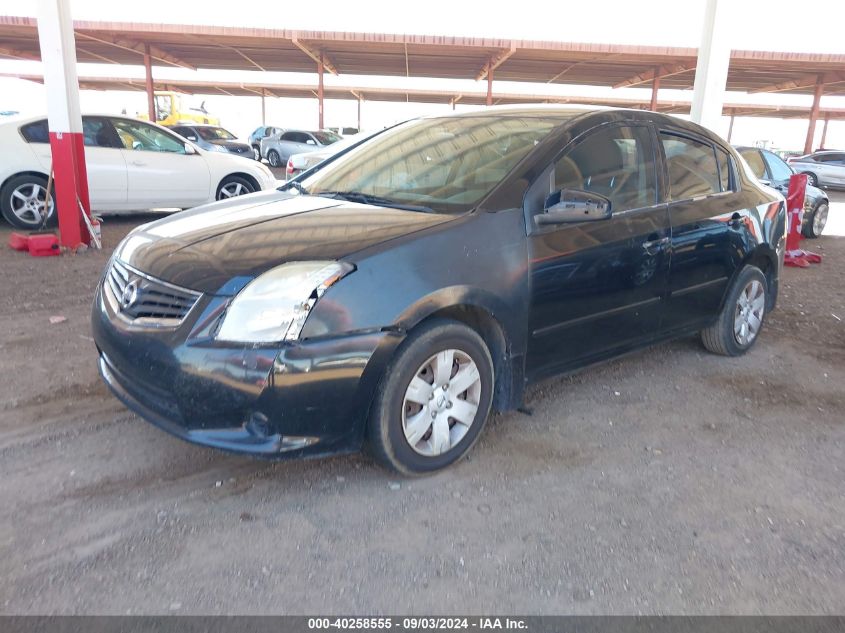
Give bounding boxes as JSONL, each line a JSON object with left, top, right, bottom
{"left": 802, "top": 200, "right": 828, "bottom": 238}
{"left": 0, "top": 173, "right": 57, "bottom": 230}
{"left": 216, "top": 175, "right": 256, "bottom": 200}
{"left": 252, "top": 145, "right": 261, "bottom": 161}
{"left": 802, "top": 172, "right": 819, "bottom": 187}
{"left": 366, "top": 319, "right": 494, "bottom": 476}
{"left": 267, "top": 150, "right": 282, "bottom": 168}
{"left": 700, "top": 265, "right": 768, "bottom": 357}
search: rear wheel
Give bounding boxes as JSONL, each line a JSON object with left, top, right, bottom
{"left": 802, "top": 200, "right": 828, "bottom": 238}
{"left": 700, "top": 265, "right": 768, "bottom": 357}
{"left": 367, "top": 319, "right": 494, "bottom": 476}
{"left": 0, "top": 174, "right": 56, "bottom": 230}
{"left": 267, "top": 150, "right": 282, "bottom": 168}
{"left": 802, "top": 172, "right": 819, "bottom": 187}
{"left": 216, "top": 175, "right": 256, "bottom": 200}
{"left": 252, "top": 145, "right": 261, "bottom": 161}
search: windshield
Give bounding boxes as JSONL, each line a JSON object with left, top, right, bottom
{"left": 300, "top": 115, "right": 560, "bottom": 213}
{"left": 313, "top": 131, "right": 342, "bottom": 145}
{"left": 196, "top": 126, "right": 237, "bottom": 141}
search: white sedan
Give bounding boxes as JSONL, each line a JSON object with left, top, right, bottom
{"left": 0, "top": 114, "right": 277, "bottom": 230}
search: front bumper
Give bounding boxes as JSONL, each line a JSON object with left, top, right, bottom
{"left": 92, "top": 283, "right": 401, "bottom": 458}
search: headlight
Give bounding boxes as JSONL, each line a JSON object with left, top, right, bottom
{"left": 215, "top": 261, "right": 353, "bottom": 343}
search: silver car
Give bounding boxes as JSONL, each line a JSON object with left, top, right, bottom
{"left": 260, "top": 129, "right": 342, "bottom": 168}
{"left": 787, "top": 150, "right": 845, "bottom": 188}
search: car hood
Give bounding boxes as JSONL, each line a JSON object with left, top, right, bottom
{"left": 115, "top": 191, "right": 455, "bottom": 294}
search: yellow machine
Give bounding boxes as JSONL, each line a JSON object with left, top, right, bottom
{"left": 138, "top": 91, "right": 220, "bottom": 127}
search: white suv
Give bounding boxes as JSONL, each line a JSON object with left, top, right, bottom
{"left": 0, "top": 114, "right": 277, "bottom": 230}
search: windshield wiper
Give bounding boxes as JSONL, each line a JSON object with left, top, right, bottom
{"left": 279, "top": 180, "right": 309, "bottom": 195}
{"left": 315, "top": 190, "right": 433, "bottom": 213}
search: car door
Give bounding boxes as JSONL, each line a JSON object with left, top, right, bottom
{"left": 659, "top": 131, "right": 740, "bottom": 333}
{"left": 27, "top": 116, "right": 128, "bottom": 210}
{"left": 110, "top": 118, "right": 210, "bottom": 209}
{"left": 526, "top": 122, "right": 670, "bottom": 378}
{"left": 823, "top": 153, "right": 845, "bottom": 185}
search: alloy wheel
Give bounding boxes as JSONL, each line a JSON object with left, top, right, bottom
{"left": 217, "top": 181, "right": 253, "bottom": 199}
{"left": 813, "top": 203, "right": 828, "bottom": 236}
{"left": 10, "top": 182, "right": 53, "bottom": 225}
{"left": 733, "top": 279, "right": 765, "bottom": 346}
{"left": 401, "top": 349, "right": 482, "bottom": 457}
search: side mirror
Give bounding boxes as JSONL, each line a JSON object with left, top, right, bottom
{"left": 186, "top": 135, "right": 197, "bottom": 141}
{"left": 306, "top": 139, "right": 316, "bottom": 145}
{"left": 759, "top": 178, "right": 771, "bottom": 187}
{"left": 184, "top": 143, "right": 197, "bottom": 155}
{"left": 536, "top": 189, "right": 612, "bottom": 225}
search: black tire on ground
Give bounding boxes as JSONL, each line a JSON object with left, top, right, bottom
{"left": 252, "top": 145, "right": 261, "bottom": 161}
{"left": 366, "top": 319, "right": 494, "bottom": 476}
{"left": 0, "top": 173, "right": 57, "bottom": 230}
{"left": 267, "top": 150, "right": 282, "bottom": 168}
{"left": 802, "top": 201, "right": 828, "bottom": 239}
{"left": 700, "top": 265, "right": 768, "bottom": 357}
{"left": 802, "top": 172, "right": 819, "bottom": 187}
{"left": 215, "top": 175, "right": 256, "bottom": 200}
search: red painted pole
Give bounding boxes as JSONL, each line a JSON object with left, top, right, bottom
{"left": 820, "top": 116, "right": 830, "bottom": 150}
{"left": 804, "top": 76, "right": 824, "bottom": 155}
{"left": 486, "top": 65, "right": 493, "bottom": 106}
{"left": 649, "top": 68, "right": 660, "bottom": 111}
{"left": 317, "top": 54, "right": 324, "bottom": 129}
{"left": 727, "top": 111, "right": 735, "bottom": 142}
{"left": 36, "top": 0, "right": 90, "bottom": 248}
{"left": 144, "top": 44, "right": 155, "bottom": 123}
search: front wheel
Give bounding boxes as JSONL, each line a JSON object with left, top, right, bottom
{"left": 0, "top": 174, "right": 56, "bottom": 230}
{"left": 700, "top": 265, "right": 768, "bottom": 357}
{"left": 252, "top": 145, "right": 261, "bottom": 161}
{"left": 367, "top": 319, "right": 494, "bottom": 476}
{"left": 802, "top": 201, "right": 828, "bottom": 238}
{"left": 802, "top": 172, "right": 819, "bottom": 187}
{"left": 216, "top": 175, "right": 256, "bottom": 200}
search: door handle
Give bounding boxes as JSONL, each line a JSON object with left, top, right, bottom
{"left": 130, "top": 160, "right": 147, "bottom": 166}
{"left": 642, "top": 236, "right": 669, "bottom": 255}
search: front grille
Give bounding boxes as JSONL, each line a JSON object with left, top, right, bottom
{"left": 105, "top": 260, "right": 201, "bottom": 326}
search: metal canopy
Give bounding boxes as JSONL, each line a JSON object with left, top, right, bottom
{"left": 6, "top": 73, "right": 845, "bottom": 120}
{"left": 2, "top": 16, "right": 845, "bottom": 95}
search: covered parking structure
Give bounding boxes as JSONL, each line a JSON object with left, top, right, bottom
{"left": 2, "top": 15, "right": 845, "bottom": 151}
{"left": 6, "top": 72, "right": 845, "bottom": 145}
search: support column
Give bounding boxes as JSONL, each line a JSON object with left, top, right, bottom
{"left": 144, "top": 43, "right": 155, "bottom": 123}
{"left": 357, "top": 96, "right": 361, "bottom": 130}
{"left": 820, "top": 116, "right": 830, "bottom": 149}
{"left": 649, "top": 67, "right": 660, "bottom": 111}
{"left": 486, "top": 66, "right": 493, "bottom": 107}
{"left": 317, "top": 53, "right": 324, "bottom": 130}
{"left": 804, "top": 76, "right": 824, "bottom": 154}
{"left": 727, "top": 111, "right": 736, "bottom": 142}
{"left": 690, "top": 0, "right": 731, "bottom": 131}
{"left": 260, "top": 89, "right": 266, "bottom": 126}
{"left": 36, "top": 0, "right": 90, "bottom": 247}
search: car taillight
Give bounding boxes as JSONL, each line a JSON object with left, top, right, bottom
{"left": 286, "top": 159, "right": 294, "bottom": 174}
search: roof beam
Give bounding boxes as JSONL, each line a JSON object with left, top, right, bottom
{"left": 476, "top": 43, "right": 517, "bottom": 81}
{"left": 751, "top": 71, "right": 845, "bottom": 94}
{"left": 225, "top": 45, "right": 266, "bottom": 72}
{"left": 0, "top": 45, "right": 39, "bottom": 61}
{"left": 613, "top": 63, "right": 695, "bottom": 88}
{"left": 75, "top": 31, "right": 195, "bottom": 69}
{"left": 291, "top": 37, "right": 338, "bottom": 75}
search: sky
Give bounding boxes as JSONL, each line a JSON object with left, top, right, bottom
{"left": 1, "top": 0, "right": 844, "bottom": 149}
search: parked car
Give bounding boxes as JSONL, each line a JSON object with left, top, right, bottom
{"left": 736, "top": 145, "right": 828, "bottom": 238}
{"left": 787, "top": 150, "right": 845, "bottom": 188}
{"left": 0, "top": 115, "right": 276, "bottom": 230}
{"left": 168, "top": 124, "right": 254, "bottom": 159}
{"left": 260, "top": 129, "right": 342, "bottom": 168}
{"left": 326, "top": 126, "right": 360, "bottom": 137}
{"left": 92, "top": 106, "right": 785, "bottom": 475}
{"left": 248, "top": 125, "right": 284, "bottom": 160}
{"left": 285, "top": 132, "right": 373, "bottom": 179}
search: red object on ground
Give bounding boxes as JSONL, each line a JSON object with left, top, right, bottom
{"left": 49, "top": 131, "right": 91, "bottom": 249}
{"left": 784, "top": 173, "right": 822, "bottom": 268}
{"left": 8, "top": 232, "right": 29, "bottom": 251}
{"left": 27, "top": 233, "right": 60, "bottom": 257}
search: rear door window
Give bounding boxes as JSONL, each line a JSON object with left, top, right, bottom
{"left": 738, "top": 148, "right": 766, "bottom": 180}
{"left": 660, "top": 133, "right": 721, "bottom": 200}
{"left": 20, "top": 119, "right": 49, "bottom": 143}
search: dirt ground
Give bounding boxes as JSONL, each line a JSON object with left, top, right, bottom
{"left": 0, "top": 196, "right": 843, "bottom": 615}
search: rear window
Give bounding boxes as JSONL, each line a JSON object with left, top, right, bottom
{"left": 738, "top": 148, "right": 766, "bottom": 180}
{"left": 20, "top": 120, "right": 49, "bottom": 143}
{"left": 661, "top": 133, "right": 721, "bottom": 200}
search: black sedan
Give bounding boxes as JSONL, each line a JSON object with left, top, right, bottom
{"left": 735, "top": 145, "right": 828, "bottom": 238}
{"left": 92, "top": 107, "right": 786, "bottom": 475}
